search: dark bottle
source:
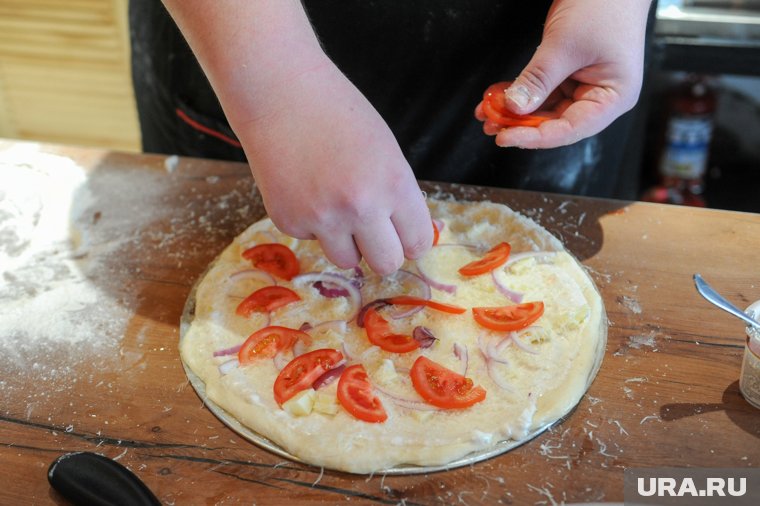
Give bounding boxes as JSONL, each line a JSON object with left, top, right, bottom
{"left": 642, "top": 74, "right": 716, "bottom": 207}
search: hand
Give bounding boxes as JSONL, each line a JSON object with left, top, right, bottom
{"left": 477, "top": 0, "right": 652, "bottom": 149}
{"left": 237, "top": 58, "right": 433, "bottom": 275}
{"left": 161, "top": 0, "right": 433, "bottom": 275}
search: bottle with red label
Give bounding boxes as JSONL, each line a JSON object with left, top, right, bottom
{"left": 642, "top": 74, "right": 717, "bottom": 207}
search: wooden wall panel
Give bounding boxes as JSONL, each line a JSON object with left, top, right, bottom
{"left": 0, "top": 0, "right": 140, "bottom": 152}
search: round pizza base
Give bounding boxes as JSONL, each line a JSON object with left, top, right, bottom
{"left": 180, "top": 288, "right": 594, "bottom": 475}
{"left": 179, "top": 198, "right": 607, "bottom": 474}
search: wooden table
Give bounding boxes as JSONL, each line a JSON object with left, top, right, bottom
{"left": 1, "top": 141, "right": 758, "bottom": 505}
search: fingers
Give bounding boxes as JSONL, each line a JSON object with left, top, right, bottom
{"left": 504, "top": 40, "right": 578, "bottom": 116}
{"left": 315, "top": 231, "right": 361, "bottom": 270}
{"left": 392, "top": 191, "right": 433, "bottom": 261}
{"left": 352, "top": 218, "right": 405, "bottom": 276}
{"left": 495, "top": 86, "right": 618, "bottom": 149}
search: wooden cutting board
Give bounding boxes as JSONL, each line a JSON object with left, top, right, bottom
{"left": 1, "top": 141, "right": 758, "bottom": 505}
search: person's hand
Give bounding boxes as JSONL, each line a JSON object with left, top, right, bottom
{"left": 237, "top": 58, "right": 433, "bottom": 275}
{"left": 161, "top": 0, "right": 432, "bottom": 275}
{"left": 476, "top": 0, "right": 652, "bottom": 149}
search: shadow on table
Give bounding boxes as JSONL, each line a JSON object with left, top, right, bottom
{"left": 659, "top": 380, "right": 760, "bottom": 440}
{"left": 70, "top": 158, "right": 630, "bottom": 330}
{"left": 422, "top": 182, "right": 630, "bottom": 262}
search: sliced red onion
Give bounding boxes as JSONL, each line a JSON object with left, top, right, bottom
{"left": 394, "top": 365, "right": 410, "bottom": 375}
{"left": 213, "top": 343, "right": 243, "bottom": 357}
{"left": 313, "top": 280, "right": 350, "bottom": 298}
{"left": 504, "top": 251, "right": 557, "bottom": 268}
{"left": 453, "top": 342, "right": 469, "bottom": 377}
{"left": 292, "top": 272, "right": 362, "bottom": 321}
{"left": 478, "top": 334, "right": 509, "bottom": 365}
{"left": 412, "top": 326, "right": 437, "bottom": 348}
{"left": 293, "top": 339, "right": 308, "bottom": 358}
{"left": 485, "top": 359, "right": 515, "bottom": 392}
{"left": 218, "top": 358, "right": 239, "bottom": 375}
{"left": 512, "top": 329, "right": 540, "bottom": 354}
{"left": 298, "top": 322, "right": 312, "bottom": 332}
{"left": 373, "top": 385, "right": 440, "bottom": 411}
{"left": 311, "top": 320, "right": 348, "bottom": 334}
{"left": 387, "top": 270, "right": 431, "bottom": 319}
{"left": 312, "top": 360, "right": 347, "bottom": 390}
{"left": 352, "top": 266, "right": 365, "bottom": 289}
{"left": 415, "top": 260, "right": 457, "bottom": 294}
{"left": 341, "top": 341, "right": 356, "bottom": 361}
{"left": 495, "top": 334, "right": 513, "bottom": 354}
{"left": 356, "top": 299, "right": 391, "bottom": 328}
{"left": 228, "top": 268, "right": 277, "bottom": 286}
{"left": 491, "top": 271, "right": 524, "bottom": 303}
{"left": 273, "top": 351, "right": 292, "bottom": 371}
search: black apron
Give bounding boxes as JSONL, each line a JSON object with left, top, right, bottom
{"left": 129, "top": 0, "right": 649, "bottom": 198}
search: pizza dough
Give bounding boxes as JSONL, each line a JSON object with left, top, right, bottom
{"left": 180, "top": 198, "right": 606, "bottom": 474}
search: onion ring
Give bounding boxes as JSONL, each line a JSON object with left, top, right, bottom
{"left": 218, "top": 358, "right": 239, "bottom": 376}
{"left": 512, "top": 328, "right": 541, "bottom": 354}
{"left": 292, "top": 272, "right": 363, "bottom": 321}
{"left": 414, "top": 260, "right": 457, "bottom": 294}
{"left": 312, "top": 360, "right": 347, "bottom": 390}
{"left": 491, "top": 270, "right": 524, "bottom": 303}
{"left": 228, "top": 268, "right": 277, "bottom": 286}
{"left": 373, "top": 384, "right": 440, "bottom": 411}
{"left": 213, "top": 343, "right": 243, "bottom": 357}
{"left": 387, "top": 270, "right": 431, "bottom": 319}
{"left": 504, "top": 251, "right": 557, "bottom": 268}
{"left": 453, "top": 342, "right": 469, "bottom": 377}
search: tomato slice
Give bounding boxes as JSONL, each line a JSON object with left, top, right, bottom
{"left": 386, "top": 295, "right": 466, "bottom": 315}
{"left": 236, "top": 286, "right": 300, "bottom": 317}
{"left": 472, "top": 301, "right": 545, "bottom": 331}
{"left": 337, "top": 364, "right": 387, "bottom": 423}
{"left": 482, "top": 81, "right": 551, "bottom": 127}
{"left": 432, "top": 220, "right": 440, "bottom": 246}
{"left": 363, "top": 307, "right": 419, "bottom": 353}
{"left": 458, "top": 242, "right": 511, "bottom": 276}
{"left": 410, "top": 356, "right": 486, "bottom": 409}
{"left": 273, "top": 348, "right": 344, "bottom": 405}
{"left": 242, "top": 243, "right": 300, "bottom": 280}
{"left": 237, "top": 326, "right": 309, "bottom": 364}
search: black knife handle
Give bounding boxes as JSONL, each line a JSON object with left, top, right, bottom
{"left": 48, "top": 452, "right": 161, "bottom": 506}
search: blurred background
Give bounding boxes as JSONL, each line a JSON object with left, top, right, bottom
{"left": 0, "top": 0, "right": 758, "bottom": 212}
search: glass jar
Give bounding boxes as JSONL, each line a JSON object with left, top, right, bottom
{"left": 739, "top": 301, "right": 760, "bottom": 409}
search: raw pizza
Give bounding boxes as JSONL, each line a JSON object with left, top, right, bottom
{"left": 180, "top": 198, "right": 606, "bottom": 473}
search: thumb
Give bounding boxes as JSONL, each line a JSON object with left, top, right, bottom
{"left": 505, "top": 41, "right": 576, "bottom": 115}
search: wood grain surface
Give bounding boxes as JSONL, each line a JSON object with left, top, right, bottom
{"left": 1, "top": 141, "right": 758, "bottom": 505}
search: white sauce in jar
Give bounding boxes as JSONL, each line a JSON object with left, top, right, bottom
{"left": 739, "top": 301, "right": 760, "bottom": 409}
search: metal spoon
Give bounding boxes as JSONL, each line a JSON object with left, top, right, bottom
{"left": 693, "top": 273, "right": 760, "bottom": 329}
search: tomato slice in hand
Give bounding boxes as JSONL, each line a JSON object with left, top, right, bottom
{"left": 458, "top": 242, "right": 511, "bottom": 276}
{"left": 242, "top": 243, "right": 300, "bottom": 280}
{"left": 337, "top": 364, "right": 387, "bottom": 423}
{"left": 236, "top": 286, "right": 300, "bottom": 317}
{"left": 472, "top": 301, "right": 545, "bottom": 331}
{"left": 481, "top": 81, "right": 551, "bottom": 128}
{"left": 410, "top": 356, "right": 486, "bottom": 409}
{"left": 363, "top": 307, "right": 419, "bottom": 353}
{"left": 237, "top": 326, "right": 308, "bottom": 364}
{"left": 386, "top": 295, "right": 466, "bottom": 315}
{"left": 273, "top": 348, "right": 344, "bottom": 405}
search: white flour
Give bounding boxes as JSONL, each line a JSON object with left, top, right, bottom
{"left": 0, "top": 146, "right": 129, "bottom": 390}
{"left": 1, "top": 143, "right": 260, "bottom": 412}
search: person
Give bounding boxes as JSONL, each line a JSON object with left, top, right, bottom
{"left": 129, "top": 0, "right": 654, "bottom": 275}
